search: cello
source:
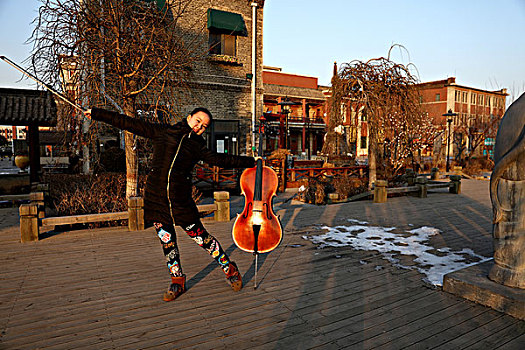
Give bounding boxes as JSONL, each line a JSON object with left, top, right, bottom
{"left": 232, "top": 127, "right": 283, "bottom": 288}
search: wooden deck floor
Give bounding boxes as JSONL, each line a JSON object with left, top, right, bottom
{"left": 1, "top": 179, "right": 524, "bottom": 349}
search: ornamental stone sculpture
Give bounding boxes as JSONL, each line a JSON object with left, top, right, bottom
{"left": 489, "top": 92, "right": 525, "bottom": 289}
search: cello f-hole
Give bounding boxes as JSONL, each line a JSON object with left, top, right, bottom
{"left": 242, "top": 201, "right": 252, "bottom": 219}
{"left": 263, "top": 202, "right": 272, "bottom": 220}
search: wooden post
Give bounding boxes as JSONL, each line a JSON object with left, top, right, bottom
{"left": 416, "top": 176, "right": 428, "bottom": 198}
{"left": 328, "top": 193, "right": 339, "bottom": 204}
{"left": 373, "top": 180, "right": 388, "bottom": 203}
{"left": 128, "top": 196, "right": 144, "bottom": 231}
{"left": 214, "top": 191, "right": 230, "bottom": 222}
{"left": 405, "top": 168, "right": 415, "bottom": 186}
{"left": 430, "top": 167, "right": 440, "bottom": 180}
{"left": 30, "top": 191, "right": 45, "bottom": 219}
{"left": 20, "top": 203, "right": 39, "bottom": 242}
{"left": 449, "top": 175, "right": 461, "bottom": 194}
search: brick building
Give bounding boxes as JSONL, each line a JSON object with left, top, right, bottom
{"left": 176, "top": 0, "right": 265, "bottom": 155}
{"left": 336, "top": 77, "right": 508, "bottom": 164}
{"left": 417, "top": 77, "right": 507, "bottom": 161}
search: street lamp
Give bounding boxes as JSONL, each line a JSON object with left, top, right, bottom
{"left": 442, "top": 109, "right": 457, "bottom": 172}
{"left": 278, "top": 99, "right": 298, "bottom": 151}
{"left": 258, "top": 114, "right": 266, "bottom": 156}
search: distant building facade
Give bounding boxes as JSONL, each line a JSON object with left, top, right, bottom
{"left": 0, "top": 126, "right": 26, "bottom": 142}
{"left": 417, "top": 77, "right": 507, "bottom": 160}
{"left": 336, "top": 77, "right": 508, "bottom": 163}
{"left": 262, "top": 67, "right": 328, "bottom": 157}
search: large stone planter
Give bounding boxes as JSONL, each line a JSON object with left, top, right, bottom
{"left": 14, "top": 155, "right": 30, "bottom": 172}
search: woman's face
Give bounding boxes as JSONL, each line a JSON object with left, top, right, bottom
{"left": 187, "top": 111, "right": 210, "bottom": 135}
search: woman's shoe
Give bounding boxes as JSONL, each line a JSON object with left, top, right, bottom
{"left": 163, "top": 275, "right": 186, "bottom": 301}
{"left": 225, "top": 262, "right": 243, "bottom": 292}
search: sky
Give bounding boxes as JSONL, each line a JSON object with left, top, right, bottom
{"left": 1, "top": 0, "right": 525, "bottom": 104}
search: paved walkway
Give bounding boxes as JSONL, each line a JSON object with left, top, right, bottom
{"left": 0, "top": 179, "right": 524, "bottom": 349}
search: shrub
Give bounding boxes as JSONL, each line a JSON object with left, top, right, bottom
{"left": 43, "top": 173, "right": 203, "bottom": 227}
{"left": 463, "top": 157, "right": 494, "bottom": 176}
{"left": 44, "top": 173, "right": 141, "bottom": 215}
{"left": 298, "top": 175, "right": 367, "bottom": 204}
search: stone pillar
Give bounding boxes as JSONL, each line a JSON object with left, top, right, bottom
{"left": 20, "top": 203, "right": 39, "bottom": 242}
{"left": 214, "top": 191, "right": 230, "bottom": 222}
{"left": 416, "top": 176, "right": 427, "bottom": 198}
{"left": 128, "top": 196, "right": 144, "bottom": 231}
{"left": 490, "top": 171, "right": 525, "bottom": 288}
{"left": 373, "top": 180, "right": 387, "bottom": 203}
{"left": 489, "top": 92, "right": 525, "bottom": 289}
{"left": 449, "top": 175, "right": 461, "bottom": 194}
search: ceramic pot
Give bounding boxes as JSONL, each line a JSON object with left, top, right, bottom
{"left": 14, "top": 155, "right": 30, "bottom": 171}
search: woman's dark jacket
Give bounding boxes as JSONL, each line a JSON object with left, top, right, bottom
{"left": 91, "top": 108, "right": 255, "bottom": 227}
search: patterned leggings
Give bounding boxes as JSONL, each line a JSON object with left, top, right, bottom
{"left": 153, "top": 221, "right": 231, "bottom": 277}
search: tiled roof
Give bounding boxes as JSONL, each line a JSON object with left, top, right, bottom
{"left": 0, "top": 88, "right": 57, "bottom": 126}
{"left": 264, "top": 83, "right": 326, "bottom": 101}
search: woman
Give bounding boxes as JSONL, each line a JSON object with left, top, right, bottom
{"left": 84, "top": 107, "right": 255, "bottom": 301}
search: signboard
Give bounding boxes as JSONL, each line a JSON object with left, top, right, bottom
{"left": 217, "top": 139, "right": 225, "bottom": 153}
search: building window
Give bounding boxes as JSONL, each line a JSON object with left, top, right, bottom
{"left": 209, "top": 32, "right": 236, "bottom": 56}
{"left": 360, "top": 136, "right": 367, "bottom": 149}
{"left": 435, "top": 93, "right": 440, "bottom": 101}
{"left": 207, "top": 9, "right": 247, "bottom": 58}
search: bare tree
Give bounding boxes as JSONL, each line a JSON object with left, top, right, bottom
{"left": 322, "top": 62, "right": 351, "bottom": 157}
{"left": 453, "top": 113, "right": 500, "bottom": 164}
{"left": 332, "top": 48, "right": 437, "bottom": 187}
{"left": 30, "top": 0, "right": 205, "bottom": 198}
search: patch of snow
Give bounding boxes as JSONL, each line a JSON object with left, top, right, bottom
{"left": 304, "top": 222, "right": 491, "bottom": 286}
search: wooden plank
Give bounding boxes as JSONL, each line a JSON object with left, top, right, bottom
{"left": 409, "top": 312, "right": 510, "bottom": 349}
{"left": 461, "top": 320, "right": 525, "bottom": 349}
{"left": 0, "top": 194, "right": 30, "bottom": 201}
{"left": 196, "top": 203, "right": 217, "bottom": 212}
{"left": 371, "top": 303, "right": 490, "bottom": 349}
{"left": 39, "top": 204, "right": 215, "bottom": 227}
{"left": 387, "top": 186, "right": 419, "bottom": 194}
{"left": 321, "top": 294, "right": 467, "bottom": 347}
{"left": 41, "top": 211, "right": 129, "bottom": 226}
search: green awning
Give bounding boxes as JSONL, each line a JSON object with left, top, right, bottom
{"left": 143, "top": 0, "right": 166, "bottom": 9}
{"left": 207, "top": 8, "right": 248, "bottom": 37}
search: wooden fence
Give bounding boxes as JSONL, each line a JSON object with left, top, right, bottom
{"left": 19, "top": 191, "right": 231, "bottom": 243}
{"left": 286, "top": 166, "right": 368, "bottom": 188}
{"left": 193, "top": 163, "right": 241, "bottom": 191}
{"left": 323, "top": 175, "right": 462, "bottom": 204}
{"left": 192, "top": 161, "right": 368, "bottom": 192}
{"left": 372, "top": 175, "right": 461, "bottom": 203}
